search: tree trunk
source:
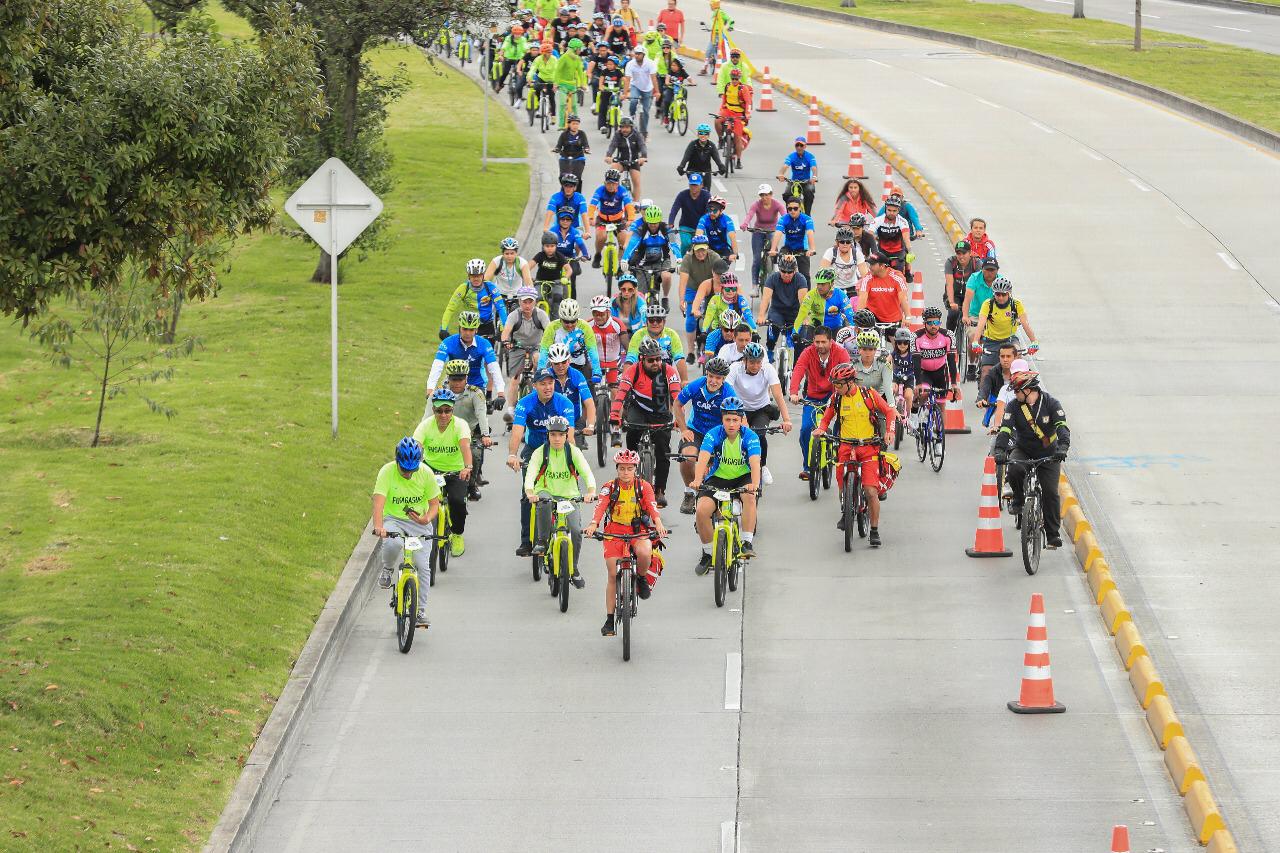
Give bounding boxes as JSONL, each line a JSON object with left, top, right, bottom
{"left": 343, "top": 47, "right": 363, "bottom": 148}
{"left": 312, "top": 249, "right": 334, "bottom": 283}
{"left": 161, "top": 290, "right": 184, "bottom": 344}
{"left": 1134, "top": 0, "right": 1143, "bottom": 49}
{"left": 92, "top": 355, "right": 111, "bottom": 448}
{"left": 1072, "top": 0, "right": 1085, "bottom": 18}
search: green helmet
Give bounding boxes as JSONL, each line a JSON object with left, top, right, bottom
{"left": 457, "top": 310, "right": 481, "bottom": 329}
{"left": 812, "top": 268, "right": 836, "bottom": 285}
{"left": 567, "top": 37, "right": 584, "bottom": 50}
{"left": 444, "top": 358, "right": 470, "bottom": 377}
{"left": 642, "top": 205, "right": 663, "bottom": 224}
{"left": 855, "top": 330, "right": 881, "bottom": 349}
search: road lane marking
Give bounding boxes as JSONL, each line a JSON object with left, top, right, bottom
{"left": 798, "top": 41, "right": 822, "bottom": 49}
{"left": 735, "top": 255, "right": 746, "bottom": 271}
{"left": 1175, "top": 213, "right": 1196, "bottom": 228}
{"left": 976, "top": 97, "right": 1001, "bottom": 108}
{"left": 866, "top": 58, "right": 892, "bottom": 68}
{"left": 1128, "top": 178, "right": 1151, "bottom": 192}
{"left": 1080, "top": 147, "right": 1104, "bottom": 161}
{"left": 922, "top": 76, "right": 949, "bottom": 88}
{"left": 721, "top": 820, "right": 738, "bottom": 853}
{"left": 1042, "top": 0, "right": 1071, "bottom": 4}
{"left": 1029, "top": 120, "right": 1055, "bottom": 134}
{"left": 714, "top": 178, "right": 728, "bottom": 192}
{"left": 1143, "top": 13, "right": 1161, "bottom": 17}
{"left": 1217, "top": 252, "right": 1241, "bottom": 270}
{"left": 1214, "top": 25, "right": 1251, "bottom": 32}
{"left": 725, "top": 651, "right": 742, "bottom": 710}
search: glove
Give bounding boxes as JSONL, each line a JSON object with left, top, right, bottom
{"left": 905, "top": 252, "right": 916, "bottom": 264}
{"left": 1052, "top": 449, "right": 1068, "bottom": 462}
{"left": 493, "top": 394, "right": 506, "bottom": 409}
{"left": 992, "top": 452, "right": 1009, "bottom": 466}
{"left": 438, "top": 328, "right": 449, "bottom": 340}
{"left": 676, "top": 167, "right": 685, "bottom": 176}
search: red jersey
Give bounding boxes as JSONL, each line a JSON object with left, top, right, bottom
{"left": 788, "top": 343, "right": 851, "bottom": 400}
{"left": 857, "top": 270, "right": 907, "bottom": 323}
{"left": 656, "top": 8, "right": 685, "bottom": 41}
{"left": 611, "top": 361, "right": 683, "bottom": 421}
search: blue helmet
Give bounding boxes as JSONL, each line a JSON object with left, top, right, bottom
{"left": 690, "top": 233, "right": 709, "bottom": 247}
{"left": 743, "top": 342, "right": 766, "bottom": 361}
{"left": 696, "top": 123, "right": 712, "bottom": 136}
{"left": 720, "top": 396, "right": 745, "bottom": 415}
{"left": 431, "top": 388, "right": 458, "bottom": 407}
{"left": 395, "top": 437, "right": 423, "bottom": 471}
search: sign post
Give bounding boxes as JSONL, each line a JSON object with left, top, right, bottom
{"left": 284, "top": 157, "right": 383, "bottom": 438}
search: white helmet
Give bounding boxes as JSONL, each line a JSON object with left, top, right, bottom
{"left": 589, "top": 294, "right": 611, "bottom": 312}
{"left": 547, "top": 342, "right": 572, "bottom": 363}
{"left": 835, "top": 326, "right": 857, "bottom": 345}
{"left": 720, "top": 309, "right": 741, "bottom": 329}
{"left": 558, "top": 298, "right": 580, "bottom": 321}
{"left": 466, "top": 258, "right": 486, "bottom": 276}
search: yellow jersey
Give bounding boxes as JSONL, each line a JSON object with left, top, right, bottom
{"left": 837, "top": 391, "right": 877, "bottom": 441}
{"left": 979, "top": 297, "right": 1024, "bottom": 340}
{"left": 610, "top": 482, "right": 640, "bottom": 525}
{"left": 722, "top": 84, "right": 747, "bottom": 114}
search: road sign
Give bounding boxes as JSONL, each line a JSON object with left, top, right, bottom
{"left": 283, "top": 158, "right": 383, "bottom": 438}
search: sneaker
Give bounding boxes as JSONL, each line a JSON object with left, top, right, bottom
{"left": 450, "top": 533, "right": 465, "bottom": 555}
{"left": 591, "top": 253, "right": 602, "bottom": 269}
{"left": 655, "top": 489, "right": 668, "bottom": 508}
{"left": 516, "top": 542, "right": 533, "bottom": 557}
{"left": 415, "top": 606, "right": 430, "bottom": 627}
{"left": 695, "top": 552, "right": 712, "bottom": 575}
{"left": 377, "top": 567, "right": 393, "bottom": 589}
{"left": 661, "top": 296, "right": 669, "bottom": 311}
{"left": 635, "top": 576, "right": 651, "bottom": 600}
{"left": 835, "top": 515, "right": 846, "bottom": 531}
{"left": 798, "top": 470, "right": 810, "bottom": 481}
{"left": 869, "top": 528, "right": 882, "bottom": 548}
{"left": 571, "top": 572, "right": 585, "bottom": 589}
{"left": 532, "top": 541, "right": 547, "bottom": 556}
{"left": 680, "top": 492, "right": 696, "bottom": 515}
{"left": 741, "top": 539, "right": 755, "bottom": 557}
{"left": 611, "top": 434, "right": 622, "bottom": 448}
{"left": 601, "top": 615, "right": 616, "bottom": 636}
{"left": 468, "top": 487, "right": 482, "bottom": 501}
{"left": 685, "top": 352, "right": 695, "bottom": 365}
{"left": 761, "top": 466, "right": 773, "bottom": 485}
{"left": 1046, "top": 535, "right": 1064, "bottom": 549}
{"left": 1006, "top": 501, "right": 1023, "bottom": 517}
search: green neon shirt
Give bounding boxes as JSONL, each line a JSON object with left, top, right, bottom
{"left": 412, "top": 415, "right": 471, "bottom": 473}
{"left": 373, "top": 461, "right": 441, "bottom": 521}
{"left": 715, "top": 435, "right": 750, "bottom": 479}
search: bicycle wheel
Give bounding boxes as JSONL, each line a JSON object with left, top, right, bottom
{"left": 929, "top": 406, "right": 946, "bottom": 472}
{"left": 856, "top": 480, "right": 869, "bottom": 539}
{"left": 540, "top": 99, "right": 550, "bottom": 133}
{"left": 439, "top": 531, "right": 451, "bottom": 575}
{"left": 620, "top": 568, "right": 633, "bottom": 661}
{"left": 1021, "top": 491, "right": 1042, "bottom": 575}
{"left": 596, "top": 413, "right": 609, "bottom": 467}
{"left": 547, "top": 555, "right": 558, "bottom": 596}
{"left": 914, "top": 409, "right": 928, "bottom": 462}
{"left": 713, "top": 531, "right": 728, "bottom": 608}
{"left": 532, "top": 547, "right": 542, "bottom": 581}
{"left": 639, "top": 442, "right": 655, "bottom": 485}
{"left": 894, "top": 415, "right": 904, "bottom": 451}
{"left": 558, "top": 539, "right": 572, "bottom": 613}
{"left": 776, "top": 345, "right": 789, "bottom": 395}
{"left": 396, "top": 575, "right": 417, "bottom": 654}
{"left": 842, "top": 475, "right": 855, "bottom": 553}
{"left": 807, "top": 439, "right": 820, "bottom": 501}
{"left": 676, "top": 105, "right": 688, "bottom": 136}
{"left": 428, "top": 531, "right": 440, "bottom": 587}
{"left": 728, "top": 547, "right": 739, "bottom": 592}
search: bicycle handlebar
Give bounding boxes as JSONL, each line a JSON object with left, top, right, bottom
{"left": 372, "top": 530, "right": 448, "bottom": 541}
{"left": 591, "top": 530, "right": 668, "bottom": 542}
{"left": 819, "top": 434, "right": 883, "bottom": 447}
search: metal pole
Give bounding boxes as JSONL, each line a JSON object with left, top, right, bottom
{"left": 482, "top": 83, "right": 489, "bottom": 171}
{"left": 329, "top": 169, "right": 339, "bottom": 438}
{"left": 1134, "top": 0, "right": 1143, "bottom": 50}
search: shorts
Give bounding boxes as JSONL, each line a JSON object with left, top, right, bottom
{"left": 980, "top": 337, "right": 1014, "bottom": 367}
{"left": 679, "top": 430, "right": 705, "bottom": 454}
{"left": 684, "top": 287, "right": 700, "bottom": 333}
{"left": 505, "top": 347, "right": 534, "bottom": 375}
{"left": 836, "top": 444, "right": 881, "bottom": 491}
{"left": 599, "top": 360, "right": 620, "bottom": 386}
{"left": 893, "top": 373, "right": 917, "bottom": 389}
{"left": 917, "top": 366, "right": 949, "bottom": 391}
{"left": 698, "top": 472, "right": 752, "bottom": 497}
{"left": 602, "top": 520, "right": 651, "bottom": 559}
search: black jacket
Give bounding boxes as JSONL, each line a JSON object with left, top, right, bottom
{"left": 678, "top": 139, "right": 724, "bottom": 175}
{"left": 994, "top": 389, "right": 1070, "bottom": 459}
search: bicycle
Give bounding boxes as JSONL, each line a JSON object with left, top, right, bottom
{"left": 892, "top": 382, "right": 909, "bottom": 451}
{"left": 428, "top": 473, "right": 452, "bottom": 585}
{"left": 507, "top": 65, "right": 523, "bottom": 107}
{"left": 594, "top": 378, "right": 616, "bottom": 467}
{"left": 435, "top": 28, "right": 451, "bottom": 57}
{"left": 592, "top": 529, "right": 665, "bottom": 661}
{"left": 536, "top": 269, "right": 571, "bottom": 318}
{"left": 705, "top": 485, "right": 751, "bottom": 608}
{"left": 531, "top": 496, "right": 586, "bottom": 612}
{"left": 744, "top": 227, "right": 774, "bottom": 288}
{"left": 665, "top": 80, "right": 689, "bottom": 136}
{"left": 599, "top": 83, "right": 623, "bottom": 136}
{"left": 489, "top": 53, "right": 503, "bottom": 92}
{"left": 526, "top": 81, "right": 550, "bottom": 131}
{"left": 711, "top": 113, "right": 739, "bottom": 175}
{"left": 631, "top": 258, "right": 668, "bottom": 304}
{"left": 1011, "top": 456, "right": 1056, "bottom": 576}
{"left": 457, "top": 35, "right": 471, "bottom": 66}
{"left": 371, "top": 531, "right": 440, "bottom": 654}
{"left": 825, "top": 435, "right": 879, "bottom": 552}
{"left": 765, "top": 322, "right": 792, "bottom": 391}
{"left": 913, "top": 386, "right": 947, "bottom": 472}
{"left": 599, "top": 223, "right": 622, "bottom": 296}
{"left": 620, "top": 421, "right": 671, "bottom": 485}
{"left": 803, "top": 401, "right": 834, "bottom": 501}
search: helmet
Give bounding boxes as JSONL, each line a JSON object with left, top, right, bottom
{"left": 500, "top": 236, "right": 519, "bottom": 251}
{"left": 690, "top": 234, "right": 709, "bottom": 247}
{"left": 619, "top": 116, "right": 634, "bottom": 127}
{"left": 656, "top": 22, "right": 667, "bottom": 30}
{"left": 829, "top": 363, "right": 856, "bottom": 383}
{"left": 729, "top": 68, "right": 741, "bottom": 79}
{"left": 849, "top": 213, "right": 868, "bottom": 228}
{"left": 545, "top": 415, "right": 572, "bottom": 433}
{"left": 617, "top": 273, "right": 638, "bottom": 287}
{"left": 457, "top": 310, "right": 481, "bottom": 329}
{"left": 719, "top": 272, "right": 738, "bottom": 288}
{"left": 555, "top": 205, "right": 576, "bottom": 220}
{"left": 696, "top": 123, "right": 712, "bottom": 136}
{"left": 512, "top": 24, "right": 525, "bottom": 34}
{"left": 704, "top": 357, "right": 731, "bottom": 377}
{"left": 638, "top": 198, "right": 654, "bottom": 209}
{"left": 720, "top": 396, "right": 745, "bottom": 414}
{"left": 777, "top": 255, "right": 797, "bottom": 274}
{"left": 636, "top": 338, "right": 664, "bottom": 358}
{"left": 613, "top": 449, "right": 641, "bottom": 466}
{"left": 539, "top": 41, "right": 553, "bottom": 54}
{"left": 567, "top": 37, "right": 583, "bottom": 49}
{"left": 854, "top": 308, "right": 877, "bottom": 328}
{"left": 541, "top": 230, "right": 558, "bottom": 246}
{"left": 603, "top": 167, "right": 621, "bottom": 182}
{"left": 991, "top": 276, "right": 1013, "bottom": 295}
{"left": 589, "top": 294, "right": 611, "bottom": 312}
{"left": 559, "top": 172, "right": 580, "bottom": 186}
{"left": 612, "top": 15, "right": 624, "bottom": 24}
{"left": 720, "top": 309, "right": 741, "bottom": 329}
{"left": 661, "top": 37, "right": 673, "bottom": 47}
{"left": 743, "top": 342, "right": 766, "bottom": 361}
{"left": 645, "top": 302, "right": 668, "bottom": 319}
{"left": 592, "top": 10, "right": 604, "bottom": 18}
{"left": 516, "top": 285, "right": 538, "bottom": 301}
{"left": 546, "top": 343, "right": 572, "bottom": 364}
{"left": 922, "top": 306, "right": 944, "bottom": 322}
{"left": 466, "top": 258, "right": 486, "bottom": 275}
{"left": 835, "top": 327, "right": 856, "bottom": 346}
{"left": 395, "top": 437, "right": 423, "bottom": 471}
{"left": 444, "top": 358, "right": 470, "bottom": 376}
{"left": 893, "top": 327, "right": 915, "bottom": 344}
{"left": 1010, "top": 371, "right": 1040, "bottom": 392}
{"left": 558, "top": 298, "right": 580, "bottom": 321}
{"left": 643, "top": 205, "right": 663, "bottom": 224}
{"left": 432, "top": 388, "right": 459, "bottom": 406}
{"left": 812, "top": 268, "right": 836, "bottom": 286}
{"left": 1009, "top": 358, "right": 1031, "bottom": 374}
{"left": 835, "top": 227, "right": 855, "bottom": 243}
{"left": 885, "top": 193, "right": 904, "bottom": 208}
{"left": 708, "top": 195, "right": 727, "bottom": 209}
{"left": 855, "top": 330, "right": 881, "bottom": 349}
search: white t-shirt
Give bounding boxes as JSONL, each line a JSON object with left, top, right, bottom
{"left": 996, "top": 382, "right": 1016, "bottom": 406}
{"left": 489, "top": 254, "right": 529, "bottom": 297}
{"left": 822, "top": 245, "right": 864, "bottom": 290}
{"left": 728, "top": 360, "right": 780, "bottom": 409}
{"left": 624, "top": 57, "right": 659, "bottom": 93}
{"left": 717, "top": 342, "right": 747, "bottom": 365}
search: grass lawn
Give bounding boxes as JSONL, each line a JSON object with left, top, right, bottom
{"left": 773, "top": 0, "right": 1280, "bottom": 132}
{"left": 0, "top": 26, "right": 526, "bottom": 853}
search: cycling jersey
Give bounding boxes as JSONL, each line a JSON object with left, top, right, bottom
{"left": 715, "top": 60, "right": 748, "bottom": 95}
{"left": 783, "top": 150, "right": 818, "bottom": 182}
{"left": 412, "top": 415, "right": 471, "bottom": 473}
{"left": 527, "top": 54, "right": 558, "bottom": 83}
{"left": 913, "top": 329, "right": 956, "bottom": 383}
{"left": 504, "top": 307, "right": 549, "bottom": 349}
{"left": 966, "top": 232, "right": 997, "bottom": 263}
{"left": 429, "top": 334, "right": 501, "bottom": 390}
{"left": 891, "top": 349, "right": 915, "bottom": 384}
{"left": 623, "top": 223, "right": 681, "bottom": 265}
{"left": 591, "top": 316, "right": 626, "bottom": 364}
{"left": 625, "top": 326, "right": 684, "bottom": 364}
{"left": 794, "top": 287, "right": 856, "bottom": 331}
{"left": 677, "top": 139, "right": 725, "bottom": 178}
{"left": 553, "top": 365, "right": 592, "bottom": 421}
{"left": 489, "top": 255, "right": 529, "bottom": 297}
{"left": 611, "top": 295, "right": 647, "bottom": 333}
{"left": 818, "top": 386, "right": 895, "bottom": 442}
{"left": 978, "top": 297, "right": 1024, "bottom": 340}
{"left": 373, "top": 461, "right": 442, "bottom": 522}
{"left": 589, "top": 184, "right": 634, "bottom": 222}
{"left": 678, "top": 376, "right": 741, "bottom": 434}
{"left": 761, "top": 270, "right": 808, "bottom": 325}
{"left": 944, "top": 254, "right": 980, "bottom": 302}
{"left": 547, "top": 189, "right": 588, "bottom": 223}
{"left": 550, "top": 223, "right": 589, "bottom": 260}
{"left": 701, "top": 292, "right": 757, "bottom": 334}
{"left": 502, "top": 34, "right": 529, "bottom": 60}
{"left": 611, "top": 360, "right": 682, "bottom": 420}
{"left": 441, "top": 280, "right": 508, "bottom": 329}
{"left": 605, "top": 27, "right": 632, "bottom": 53}
{"left": 871, "top": 212, "right": 911, "bottom": 255}
{"left": 857, "top": 270, "right": 906, "bottom": 323}
{"left": 531, "top": 249, "right": 570, "bottom": 282}
{"left": 694, "top": 212, "right": 736, "bottom": 256}
{"left": 702, "top": 327, "right": 730, "bottom": 357}
{"left": 719, "top": 82, "right": 751, "bottom": 117}
{"left": 524, "top": 443, "right": 595, "bottom": 498}
{"left": 596, "top": 64, "right": 624, "bottom": 93}
{"left": 822, "top": 245, "right": 864, "bottom": 290}
{"left": 539, "top": 320, "right": 603, "bottom": 379}
{"left": 775, "top": 211, "right": 815, "bottom": 252}
{"left": 513, "top": 390, "right": 576, "bottom": 449}
{"left": 699, "top": 425, "right": 760, "bottom": 479}
{"left": 669, "top": 189, "right": 710, "bottom": 231}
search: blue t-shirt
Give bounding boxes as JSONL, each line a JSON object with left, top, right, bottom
{"left": 513, "top": 391, "right": 576, "bottom": 450}
{"left": 590, "top": 184, "right": 633, "bottom": 219}
{"left": 553, "top": 366, "right": 592, "bottom": 421}
{"left": 774, "top": 212, "right": 815, "bottom": 252}
{"left": 547, "top": 190, "right": 588, "bottom": 222}
{"left": 434, "top": 334, "right": 498, "bottom": 387}
{"left": 695, "top": 212, "right": 736, "bottom": 255}
{"left": 784, "top": 150, "right": 818, "bottom": 182}
{"left": 550, "top": 223, "right": 589, "bottom": 259}
{"left": 699, "top": 424, "right": 762, "bottom": 478}
{"left": 678, "top": 377, "right": 741, "bottom": 434}
{"left": 966, "top": 271, "right": 996, "bottom": 319}
{"left": 623, "top": 224, "right": 682, "bottom": 264}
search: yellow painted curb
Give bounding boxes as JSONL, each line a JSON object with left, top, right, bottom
{"left": 1064, "top": 504, "right": 1087, "bottom": 539}
{"left": 1209, "top": 829, "right": 1239, "bottom": 853}
{"left": 1115, "top": 620, "right": 1147, "bottom": 670}
{"left": 1073, "top": 529, "right": 1101, "bottom": 570}
{"left": 1185, "top": 780, "right": 1226, "bottom": 844}
{"left": 1129, "top": 655, "right": 1165, "bottom": 710}
{"left": 1165, "top": 736, "right": 1207, "bottom": 794}
{"left": 1088, "top": 563, "right": 1117, "bottom": 605}
{"left": 1100, "top": 588, "right": 1131, "bottom": 635}
{"left": 1146, "top": 694, "right": 1184, "bottom": 749}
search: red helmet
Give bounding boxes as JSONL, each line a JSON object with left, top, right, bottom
{"left": 829, "top": 363, "right": 857, "bottom": 383}
{"left": 613, "top": 449, "right": 641, "bottom": 466}
{"left": 729, "top": 68, "right": 741, "bottom": 79}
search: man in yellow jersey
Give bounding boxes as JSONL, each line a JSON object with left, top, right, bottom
{"left": 413, "top": 388, "right": 474, "bottom": 555}
{"left": 372, "top": 437, "right": 442, "bottom": 625}
{"left": 714, "top": 68, "right": 751, "bottom": 166}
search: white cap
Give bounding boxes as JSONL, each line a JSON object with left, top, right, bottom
{"left": 757, "top": 183, "right": 773, "bottom": 195}
{"left": 1009, "top": 358, "right": 1030, "bottom": 373}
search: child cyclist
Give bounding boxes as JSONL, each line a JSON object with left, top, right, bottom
{"left": 889, "top": 327, "right": 916, "bottom": 430}
{"left": 524, "top": 416, "right": 597, "bottom": 588}
{"left": 589, "top": 294, "right": 627, "bottom": 385}
{"left": 585, "top": 449, "right": 670, "bottom": 637}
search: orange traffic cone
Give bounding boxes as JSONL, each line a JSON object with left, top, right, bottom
{"left": 965, "top": 455, "right": 1011, "bottom": 558}
{"left": 758, "top": 66, "right": 776, "bottom": 112}
{"left": 1110, "top": 825, "right": 1130, "bottom": 853}
{"left": 844, "top": 126, "right": 865, "bottom": 179}
{"left": 905, "top": 271, "right": 925, "bottom": 332}
{"left": 881, "top": 164, "right": 893, "bottom": 201}
{"left": 943, "top": 396, "right": 971, "bottom": 434}
{"left": 805, "top": 97, "right": 824, "bottom": 145}
{"left": 1008, "top": 592, "right": 1066, "bottom": 714}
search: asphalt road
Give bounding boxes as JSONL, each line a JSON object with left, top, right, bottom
{"left": 249, "top": 41, "right": 1207, "bottom": 852}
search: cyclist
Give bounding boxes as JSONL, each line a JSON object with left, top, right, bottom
{"left": 813, "top": 363, "right": 895, "bottom": 547}
{"left": 530, "top": 230, "right": 574, "bottom": 316}
{"left": 977, "top": 342, "right": 1019, "bottom": 430}
{"left": 776, "top": 136, "right": 818, "bottom": 215}
{"left": 877, "top": 184, "right": 923, "bottom": 239}
{"left": 676, "top": 124, "right": 726, "bottom": 187}
{"left": 694, "top": 195, "right": 737, "bottom": 263}
{"left": 728, "top": 340, "right": 792, "bottom": 486}
{"left": 657, "top": 53, "right": 690, "bottom": 130}
{"left": 675, "top": 231, "right": 719, "bottom": 356}
{"left": 524, "top": 416, "right": 596, "bottom": 579}
{"left": 546, "top": 341, "right": 598, "bottom": 450}
{"left": 372, "top": 438, "right": 442, "bottom": 625}
{"left": 487, "top": 237, "right": 534, "bottom": 303}
{"left": 993, "top": 370, "right": 1069, "bottom": 549}
{"left": 714, "top": 46, "right": 747, "bottom": 95}
{"left": 593, "top": 53, "right": 625, "bottom": 133}
{"left": 820, "top": 226, "right": 867, "bottom": 294}
{"left": 539, "top": 298, "right": 604, "bottom": 385}
{"left": 701, "top": 0, "right": 734, "bottom": 75}
{"left": 871, "top": 193, "right": 913, "bottom": 279}
{"left": 668, "top": 172, "right": 709, "bottom": 255}
{"left": 788, "top": 324, "right": 850, "bottom": 481}
{"left": 757, "top": 255, "right": 807, "bottom": 363}
{"left": 589, "top": 294, "right": 627, "bottom": 384}
{"left": 943, "top": 238, "right": 980, "bottom": 336}
{"left": 552, "top": 38, "right": 589, "bottom": 131}
{"left": 912, "top": 306, "right": 958, "bottom": 429}
{"left": 586, "top": 448, "right": 669, "bottom": 637}
{"left": 701, "top": 308, "right": 742, "bottom": 363}
{"left": 625, "top": 302, "right": 687, "bottom": 380}
{"left": 714, "top": 68, "right": 752, "bottom": 168}
{"left": 961, "top": 255, "right": 1000, "bottom": 336}
{"left": 500, "top": 287, "right": 550, "bottom": 423}
{"left": 509, "top": 368, "right": 577, "bottom": 556}
{"left": 427, "top": 311, "right": 505, "bottom": 404}
{"left": 604, "top": 16, "right": 632, "bottom": 54}
{"left": 412, "top": 388, "right": 474, "bottom": 555}
{"left": 793, "top": 268, "right": 856, "bottom": 359}
{"left": 690, "top": 396, "right": 759, "bottom": 567}
{"left": 544, "top": 173, "right": 588, "bottom": 232}
{"left": 769, "top": 196, "right": 816, "bottom": 280}
{"left": 610, "top": 337, "right": 687, "bottom": 507}
{"left": 622, "top": 44, "right": 658, "bottom": 137}
{"left": 966, "top": 216, "right": 997, "bottom": 263}
{"left": 971, "top": 276, "right": 1039, "bottom": 383}
{"left": 830, "top": 179, "right": 876, "bottom": 229}
{"left": 849, "top": 328, "right": 895, "bottom": 405}
{"left": 587, "top": 168, "right": 636, "bottom": 269}
{"left": 611, "top": 273, "right": 647, "bottom": 336}
{"left": 605, "top": 116, "right": 648, "bottom": 198}
{"left": 439, "top": 259, "right": 508, "bottom": 342}
{"left": 890, "top": 327, "right": 917, "bottom": 432}
{"left": 622, "top": 204, "right": 681, "bottom": 308}
{"left": 715, "top": 320, "right": 753, "bottom": 366}
{"left": 551, "top": 207, "right": 591, "bottom": 296}
{"left": 854, "top": 251, "right": 909, "bottom": 332}
{"left": 700, "top": 273, "right": 755, "bottom": 337}
{"left": 743, "top": 184, "right": 785, "bottom": 287}
{"left": 499, "top": 24, "right": 530, "bottom": 89}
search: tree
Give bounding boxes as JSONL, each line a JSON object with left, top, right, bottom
{"left": 143, "top": 0, "right": 207, "bottom": 31}
{"left": 0, "top": 0, "right": 324, "bottom": 323}
{"left": 1072, "top": 0, "right": 1085, "bottom": 19}
{"left": 224, "top": 0, "right": 492, "bottom": 283}
{"left": 29, "top": 269, "right": 202, "bottom": 448}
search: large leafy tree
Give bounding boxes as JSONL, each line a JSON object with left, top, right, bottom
{"left": 224, "top": 0, "right": 494, "bottom": 282}
{"left": 142, "top": 0, "right": 208, "bottom": 31}
{"left": 0, "top": 0, "right": 323, "bottom": 323}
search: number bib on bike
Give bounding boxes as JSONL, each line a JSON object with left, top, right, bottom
{"left": 716, "top": 435, "right": 750, "bottom": 479}
{"left": 837, "top": 392, "right": 877, "bottom": 441}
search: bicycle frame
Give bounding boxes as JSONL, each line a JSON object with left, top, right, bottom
{"left": 395, "top": 537, "right": 423, "bottom": 617}
{"left": 711, "top": 491, "right": 742, "bottom": 560}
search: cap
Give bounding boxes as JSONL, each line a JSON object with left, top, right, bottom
{"left": 687, "top": 173, "right": 703, "bottom": 185}
{"left": 794, "top": 136, "right": 807, "bottom": 144}
{"left": 757, "top": 183, "right": 773, "bottom": 195}
{"left": 533, "top": 367, "right": 556, "bottom": 382}
{"left": 1009, "top": 358, "right": 1030, "bottom": 373}
{"left": 954, "top": 239, "right": 971, "bottom": 252}
{"left": 982, "top": 257, "right": 1000, "bottom": 269}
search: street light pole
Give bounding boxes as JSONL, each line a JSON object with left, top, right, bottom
{"left": 482, "top": 79, "right": 489, "bottom": 172}
{"left": 1134, "top": 0, "right": 1143, "bottom": 50}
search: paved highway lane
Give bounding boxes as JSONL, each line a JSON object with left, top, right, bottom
{"left": 252, "top": 51, "right": 1198, "bottom": 851}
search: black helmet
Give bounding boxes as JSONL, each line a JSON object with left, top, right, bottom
{"left": 777, "top": 255, "right": 797, "bottom": 274}
{"left": 559, "top": 172, "right": 580, "bottom": 186}
{"left": 541, "top": 230, "right": 559, "bottom": 246}
{"left": 835, "top": 227, "right": 855, "bottom": 243}
{"left": 636, "top": 338, "right": 663, "bottom": 358}
{"left": 854, "top": 308, "right": 877, "bottom": 328}
{"left": 704, "top": 357, "right": 731, "bottom": 377}
{"left": 922, "top": 306, "right": 944, "bottom": 322}
{"left": 603, "top": 167, "right": 621, "bottom": 182}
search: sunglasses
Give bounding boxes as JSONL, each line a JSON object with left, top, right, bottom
{"left": 925, "top": 320, "right": 941, "bottom": 326}
{"left": 619, "top": 287, "right": 636, "bottom": 293}
{"left": 434, "top": 405, "right": 455, "bottom": 413}
{"left": 837, "top": 239, "right": 852, "bottom": 245}
{"left": 787, "top": 205, "right": 800, "bottom": 211}
{"left": 647, "top": 317, "right": 664, "bottom": 323}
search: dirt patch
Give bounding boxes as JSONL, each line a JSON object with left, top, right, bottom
{"left": 24, "top": 553, "right": 70, "bottom": 576}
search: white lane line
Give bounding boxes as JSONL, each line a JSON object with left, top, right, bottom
{"left": 1029, "top": 120, "right": 1055, "bottom": 134}
{"left": 1042, "top": 0, "right": 1071, "bottom": 5}
{"left": 1175, "top": 212, "right": 1197, "bottom": 229}
{"left": 714, "top": 178, "right": 728, "bottom": 192}
{"left": 976, "top": 97, "right": 1001, "bottom": 108}
{"left": 1217, "top": 252, "right": 1241, "bottom": 270}
{"left": 922, "top": 76, "right": 949, "bottom": 88}
{"left": 1080, "top": 147, "right": 1104, "bottom": 161}
{"left": 1143, "top": 13, "right": 1162, "bottom": 17}
{"left": 721, "top": 820, "right": 738, "bottom": 853}
{"left": 1128, "top": 178, "right": 1151, "bottom": 192}
{"left": 736, "top": 27, "right": 755, "bottom": 33}
{"left": 797, "top": 41, "right": 823, "bottom": 49}
{"left": 866, "top": 58, "right": 892, "bottom": 68}
{"left": 724, "top": 651, "right": 742, "bottom": 710}
{"left": 1214, "top": 24, "right": 1251, "bottom": 32}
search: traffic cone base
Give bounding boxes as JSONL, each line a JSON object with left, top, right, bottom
{"left": 1008, "top": 593, "right": 1066, "bottom": 714}
{"left": 966, "top": 454, "right": 1011, "bottom": 558}
{"left": 944, "top": 397, "right": 971, "bottom": 434}
{"left": 1008, "top": 698, "right": 1066, "bottom": 714}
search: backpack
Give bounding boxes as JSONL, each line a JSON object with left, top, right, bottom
{"left": 534, "top": 443, "right": 581, "bottom": 486}
{"left": 984, "top": 296, "right": 1019, "bottom": 324}
{"left": 511, "top": 310, "right": 547, "bottom": 336}
{"left": 603, "top": 478, "right": 654, "bottom": 530}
